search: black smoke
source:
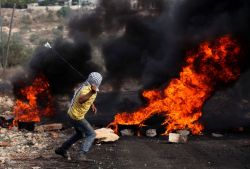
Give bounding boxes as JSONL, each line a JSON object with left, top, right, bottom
{"left": 12, "top": 35, "right": 100, "bottom": 95}
{"left": 103, "top": 0, "right": 250, "bottom": 89}
{"left": 11, "top": 0, "right": 250, "bottom": 95}
{"left": 30, "top": 37, "right": 102, "bottom": 94}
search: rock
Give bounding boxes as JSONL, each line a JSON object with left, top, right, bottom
{"left": 146, "top": 129, "right": 157, "bottom": 137}
{"left": 95, "top": 128, "right": 119, "bottom": 142}
{"left": 212, "top": 133, "right": 223, "bottom": 137}
{"left": 169, "top": 132, "right": 188, "bottom": 143}
{"left": 0, "top": 128, "right": 8, "bottom": 134}
{"left": 0, "top": 157, "right": 6, "bottom": 164}
{"left": 50, "top": 131, "right": 59, "bottom": 139}
{"left": 169, "top": 133, "right": 181, "bottom": 143}
{"left": 177, "top": 129, "right": 190, "bottom": 136}
{"left": 0, "top": 96, "right": 14, "bottom": 111}
{"left": 0, "top": 141, "right": 11, "bottom": 147}
{"left": 120, "top": 129, "right": 134, "bottom": 136}
{"left": 10, "top": 126, "right": 18, "bottom": 131}
{"left": 34, "top": 123, "right": 63, "bottom": 132}
{"left": 32, "top": 167, "right": 41, "bottom": 169}
{"left": 2, "top": 110, "right": 13, "bottom": 116}
{"left": 6, "top": 99, "right": 14, "bottom": 108}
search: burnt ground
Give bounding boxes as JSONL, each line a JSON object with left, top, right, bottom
{"left": 4, "top": 132, "right": 250, "bottom": 169}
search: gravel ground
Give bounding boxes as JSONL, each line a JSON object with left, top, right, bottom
{"left": 1, "top": 129, "right": 250, "bottom": 169}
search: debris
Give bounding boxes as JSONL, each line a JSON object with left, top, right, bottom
{"left": 169, "top": 133, "right": 181, "bottom": 143}
{"left": 32, "top": 167, "right": 41, "bottom": 169}
{"left": 34, "top": 123, "right": 63, "bottom": 132}
{"left": 120, "top": 129, "right": 134, "bottom": 136}
{"left": 146, "top": 129, "right": 157, "bottom": 137}
{"left": 212, "top": 133, "right": 223, "bottom": 138}
{"left": 0, "top": 96, "right": 14, "bottom": 111}
{"left": 95, "top": 128, "right": 119, "bottom": 142}
{"left": 50, "top": 131, "right": 59, "bottom": 139}
{"left": 0, "top": 113, "right": 14, "bottom": 128}
{"left": 169, "top": 131, "right": 189, "bottom": 143}
{"left": 177, "top": 129, "right": 190, "bottom": 136}
{"left": 0, "top": 141, "right": 11, "bottom": 147}
{"left": 0, "top": 157, "right": 6, "bottom": 164}
{"left": 0, "top": 128, "right": 8, "bottom": 134}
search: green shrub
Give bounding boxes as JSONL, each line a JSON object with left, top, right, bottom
{"left": 0, "top": 32, "right": 33, "bottom": 67}
{"left": 21, "top": 15, "right": 32, "bottom": 25}
{"left": 57, "top": 6, "right": 71, "bottom": 18}
{"left": 29, "top": 34, "right": 39, "bottom": 43}
{"left": 52, "top": 25, "right": 64, "bottom": 39}
{"left": 47, "top": 10, "right": 56, "bottom": 22}
{"left": 20, "top": 24, "right": 31, "bottom": 33}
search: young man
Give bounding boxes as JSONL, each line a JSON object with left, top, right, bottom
{"left": 55, "top": 72, "right": 102, "bottom": 161}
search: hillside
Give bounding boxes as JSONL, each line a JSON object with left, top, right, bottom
{"left": 2, "top": 7, "right": 67, "bottom": 48}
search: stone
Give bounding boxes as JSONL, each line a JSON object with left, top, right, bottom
{"left": 146, "top": 129, "right": 157, "bottom": 137}
{"left": 50, "top": 131, "right": 59, "bottom": 139}
{"left": 169, "top": 132, "right": 188, "bottom": 143}
{"left": 0, "top": 157, "right": 6, "bottom": 164}
{"left": 0, "top": 128, "right": 8, "bottom": 133}
{"left": 0, "top": 141, "right": 10, "bottom": 147}
{"left": 32, "top": 167, "right": 41, "bottom": 169}
{"left": 169, "top": 133, "right": 181, "bottom": 143}
{"left": 34, "top": 123, "right": 63, "bottom": 132}
{"left": 120, "top": 129, "right": 134, "bottom": 136}
{"left": 95, "top": 128, "right": 119, "bottom": 142}
{"left": 177, "top": 129, "right": 190, "bottom": 136}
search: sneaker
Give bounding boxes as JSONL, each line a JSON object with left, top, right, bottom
{"left": 55, "top": 147, "right": 71, "bottom": 160}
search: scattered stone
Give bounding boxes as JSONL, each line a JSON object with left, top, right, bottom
{"left": 146, "top": 129, "right": 157, "bottom": 137}
{"left": 0, "top": 96, "right": 14, "bottom": 111}
{"left": 32, "top": 167, "right": 41, "bottom": 169}
{"left": 0, "top": 157, "right": 6, "bottom": 164}
{"left": 177, "top": 129, "right": 190, "bottom": 136}
{"left": 120, "top": 129, "right": 134, "bottom": 136}
{"left": 0, "top": 141, "right": 10, "bottom": 147}
{"left": 50, "top": 131, "right": 59, "bottom": 139}
{"left": 169, "top": 133, "right": 181, "bottom": 143}
{"left": 212, "top": 133, "right": 223, "bottom": 138}
{"left": 95, "top": 128, "right": 119, "bottom": 142}
{"left": 34, "top": 123, "right": 63, "bottom": 132}
{"left": 0, "top": 128, "right": 8, "bottom": 134}
{"left": 169, "top": 132, "right": 188, "bottom": 143}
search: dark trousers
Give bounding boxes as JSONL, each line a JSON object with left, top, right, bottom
{"left": 61, "top": 116, "right": 96, "bottom": 153}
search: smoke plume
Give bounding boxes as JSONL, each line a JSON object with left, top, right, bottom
{"left": 103, "top": 0, "right": 250, "bottom": 89}
{"left": 14, "top": 0, "right": 250, "bottom": 93}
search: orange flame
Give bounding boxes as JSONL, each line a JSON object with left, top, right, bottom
{"left": 109, "top": 35, "right": 241, "bottom": 135}
{"left": 13, "top": 75, "right": 54, "bottom": 126}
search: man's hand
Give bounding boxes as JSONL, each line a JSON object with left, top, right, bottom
{"left": 91, "top": 85, "right": 98, "bottom": 93}
{"left": 91, "top": 104, "right": 97, "bottom": 115}
{"left": 78, "top": 85, "right": 97, "bottom": 104}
